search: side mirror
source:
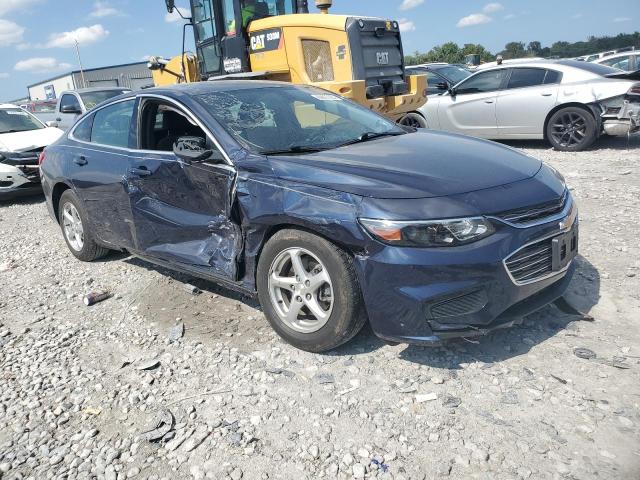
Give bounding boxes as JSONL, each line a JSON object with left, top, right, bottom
{"left": 45, "top": 121, "right": 59, "bottom": 128}
{"left": 60, "top": 105, "right": 81, "bottom": 114}
{"left": 173, "top": 136, "right": 212, "bottom": 163}
{"left": 165, "top": 0, "right": 175, "bottom": 13}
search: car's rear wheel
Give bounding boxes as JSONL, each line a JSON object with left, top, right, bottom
{"left": 58, "top": 190, "right": 109, "bottom": 262}
{"left": 546, "top": 106, "right": 597, "bottom": 152}
{"left": 399, "top": 112, "right": 428, "bottom": 129}
{"left": 257, "top": 229, "right": 367, "bottom": 352}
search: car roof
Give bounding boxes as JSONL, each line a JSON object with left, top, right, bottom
{"left": 63, "top": 87, "right": 132, "bottom": 94}
{"left": 594, "top": 51, "right": 638, "bottom": 62}
{"left": 0, "top": 103, "right": 20, "bottom": 109}
{"left": 123, "top": 79, "right": 307, "bottom": 99}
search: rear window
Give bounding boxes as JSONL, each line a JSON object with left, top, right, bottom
{"left": 556, "top": 59, "right": 623, "bottom": 76}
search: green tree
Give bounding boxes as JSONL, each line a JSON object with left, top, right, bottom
{"left": 527, "top": 41, "right": 542, "bottom": 56}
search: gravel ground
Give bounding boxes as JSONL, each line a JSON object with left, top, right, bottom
{"left": 1, "top": 136, "right": 639, "bottom": 480}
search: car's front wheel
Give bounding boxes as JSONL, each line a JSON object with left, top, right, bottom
{"left": 399, "top": 112, "right": 428, "bottom": 129}
{"left": 58, "top": 190, "right": 109, "bottom": 262}
{"left": 546, "top": 106, "right": 597, "bottom": 152}
{"left": 257, "top": 229, "right": 367, "bottom": 352}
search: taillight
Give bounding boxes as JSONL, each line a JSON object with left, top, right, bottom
{"left": 38, "top": 151, "right": 46, "bottom": 166}
{"left": 629, "top": 83, "right": 640, "bottom": 95}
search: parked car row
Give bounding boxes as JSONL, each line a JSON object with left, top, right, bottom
{"left": 411, "top": 59, "right": 640, "bottom": 151}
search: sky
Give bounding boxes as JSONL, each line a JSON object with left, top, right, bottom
{"left": 0, "top": 0, "right": 638, "bottom": 101}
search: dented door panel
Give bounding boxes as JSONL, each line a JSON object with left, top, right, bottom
{"left": 127, "top": 151, "right": 240, "bottom": 279}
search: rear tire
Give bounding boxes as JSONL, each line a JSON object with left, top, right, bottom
{"left": 546, "top": 106, "right": 597, "bottom": 152}
{"left": 257, "top": 229, "right": 367, "bottom": 352}
{"left": 399, "top": 112, "right": 428, "bottom": 129}
{"left": 58, "top": 190, "right": 109, "bottom": 262}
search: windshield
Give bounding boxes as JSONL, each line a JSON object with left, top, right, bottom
{"left": 80, "top": 90, "right": 130, "bottom": 110}
{"left": 436, "top": 65, "right": 472, "bottom": 84}
{"left": 556, "top": 60, "right": 624, "bottom": 76}
{"left": 0, "top": 108, "right": 44, "bottom": 134}
{"left": 195, "top": 86, "right": 404, "bottom": 154}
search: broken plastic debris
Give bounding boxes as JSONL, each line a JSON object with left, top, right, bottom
{"left": 135, "top": 357, "right": 161, "bottom": 371}
{"left": 140, "top": 409, "right": 174, "bottom": 442}
{"left": 554, "top": 297, "right": 594, "bottom": 321}
{"left": 83, "top": 291, "right": 111, "bottom": 306}
{"left": 314, "top": 373, "right": 335, "bottom": 384}
{"left": 415, "top": 393, "right": 437, "bottom": 403}
{"left": 183, "top": 283, "right": 200, "bottom": 295}
{"left": 442, "top": 395, "right": 462, "bottom": 408}
{"left": 371, "top": 459, "right": 389, "bottom": 473}
{"left": 573, "top": 347, "right": 597, "bottom": 360}
{"left": 168, "top": 322, "right": 185, "bottom": 343}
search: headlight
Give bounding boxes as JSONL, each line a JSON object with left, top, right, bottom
{"left": 359, "top": 217, "right": 495, "bottom": 247}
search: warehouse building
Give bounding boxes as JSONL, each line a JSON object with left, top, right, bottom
{"left": 27, "top": 61, "right": 154, "bottom": 100}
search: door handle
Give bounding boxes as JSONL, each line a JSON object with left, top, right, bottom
{"left": 541, "top": 93, "right": 553, "bottom": 97}
{"left": 129, "top": 167, "right": 152, "bottom": 177}
{"left": 56, "top": 118, "right": 62, "bottom": 122}
{"left": 73, "top": 155, "right": 88, "bottom": 166}
{"left": 484, "top": 100, "right": 494, "bottom": 104}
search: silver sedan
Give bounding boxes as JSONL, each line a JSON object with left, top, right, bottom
{"left": 418, "top": 60, "right": 640, "bottom": 151}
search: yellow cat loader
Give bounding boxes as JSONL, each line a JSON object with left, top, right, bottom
{"left": 150, "top": 0, "right": 427, "bottom": 126}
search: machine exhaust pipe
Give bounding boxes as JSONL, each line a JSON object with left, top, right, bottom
{"left": 315, "top": 0, "right": 332, "bottom": 14}
{"left": 296, "top": 0, "right": 309, "bottom": 13}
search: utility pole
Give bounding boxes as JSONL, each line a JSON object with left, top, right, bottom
{"left": 74, "top": 40, "right": 87, "bottom": 89}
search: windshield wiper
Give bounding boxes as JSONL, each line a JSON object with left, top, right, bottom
{"left": 334, "top": 130, "right": 406, "bottom": 148}
{"left": 260, "top": 145, "right": 327, "bottom": 155}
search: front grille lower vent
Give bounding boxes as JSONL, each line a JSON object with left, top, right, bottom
{"left": 302, "top": 40, "right": 334, "bottom": 83}
{"left": 505, "top": 239, "right": 554, "bottom": 284}
{"left": 497, "top": 190, "right": 567, "bottom": 225}
{"left": 429, "top": 290, "right": 488, "bottom": 319}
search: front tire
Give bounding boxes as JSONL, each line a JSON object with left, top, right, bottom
{"left": 58, "top": 190, "right": 109, "bottom": 262}
{"left": 257, "top": 229, "right": 367, "bottom": 352}
{"left": 546, "top": 106, "right": 597, "bottom": 152}
{"left": 399, "top": 112, "right": 428, "bottom": 129}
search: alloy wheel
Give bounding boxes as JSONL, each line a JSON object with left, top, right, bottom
{"left": 550, "top": 112, "right": 588, "bottom": 148}
{"left": 62, "top": 202, "right": 84, "bottom": 252}
{"left": 268, "top": 248, "right": 334, "bottom": 334}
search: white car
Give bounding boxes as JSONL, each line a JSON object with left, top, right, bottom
{"left": 0, "top": 104, "right": 64, "bottom": 199}
{"left": 593, "top": 51, "right": 640, "bottom": 72}
{"left": 417, "top": 60, "right": 640, "bottom": 151}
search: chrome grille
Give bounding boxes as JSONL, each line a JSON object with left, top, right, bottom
{"left": 497, "top": 191, "right": 567, "bottom": 225}
{"left": 505, "top": 238, "right": 554, "bottom": 284}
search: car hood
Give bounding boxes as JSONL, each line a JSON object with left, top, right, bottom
{"left": 0, "top": 127, "right": 64, "bottom": 153}
{"left": 267, "top": 130, "right": 542, "bottom": 199}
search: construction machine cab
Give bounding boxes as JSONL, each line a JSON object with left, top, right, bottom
{"left": 169, "top": 0, "right": 297, "bottom": 79}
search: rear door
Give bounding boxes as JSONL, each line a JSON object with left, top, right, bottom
{"left": 436, "top": 69, "right": 508, "bottom": 138}
{"left": 495, "top": 68, "right": 561, "bottom": 137}
{"left": 67, "top": 98, "right": 137, "bottom": 249}
{"left": 126, "top": 95, "right": 241, "bottom": 280}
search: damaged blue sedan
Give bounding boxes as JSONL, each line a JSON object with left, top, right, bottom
{"left": 41, "top": 82, "right": 578, "bottom": 352}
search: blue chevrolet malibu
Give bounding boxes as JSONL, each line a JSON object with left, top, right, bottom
{"left": 40, "top": 81, "right": 578, "bottom": 352}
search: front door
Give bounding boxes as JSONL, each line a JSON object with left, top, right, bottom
{"left": 437, "top": 69, "right": 508, "bottom": 138}
{"left": 126, "top": 97, "right": 241, "bottom": 280}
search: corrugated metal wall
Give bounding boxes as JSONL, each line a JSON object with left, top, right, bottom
{"left": 71, "top": 63, "right": 154, "bottom": 90}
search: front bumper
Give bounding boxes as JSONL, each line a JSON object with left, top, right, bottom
{"left": 0, "top": 163, "right": 42, "bottom": 200}
{"left": 355, "top": 204, "right": 578, "bottom": 346}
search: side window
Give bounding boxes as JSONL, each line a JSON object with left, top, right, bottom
{"left": 507, "top": 68, "right": 547, "bottom": 89}
{"left": 73, "top": 114, "right": 94, "bottom": 142}
{"left": 91, "top": 100, "right": 135, "bottom": 148}
{"left": 138, "top": 100, "right": 224, "bottom": 160}
{"left": 425, "top": 71, "right": 447, "bottom": 93}
{"left": 60, "top": 94, "right": 81, "bottom": 112}
{"left": 543, "top": 69, "right": 562, "bottom": 84}
{"left": 600, "top": 56, "right": 631, "bottom": 71}
{"left": 456, "top": 70, "right": 507, "bottom": 95}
